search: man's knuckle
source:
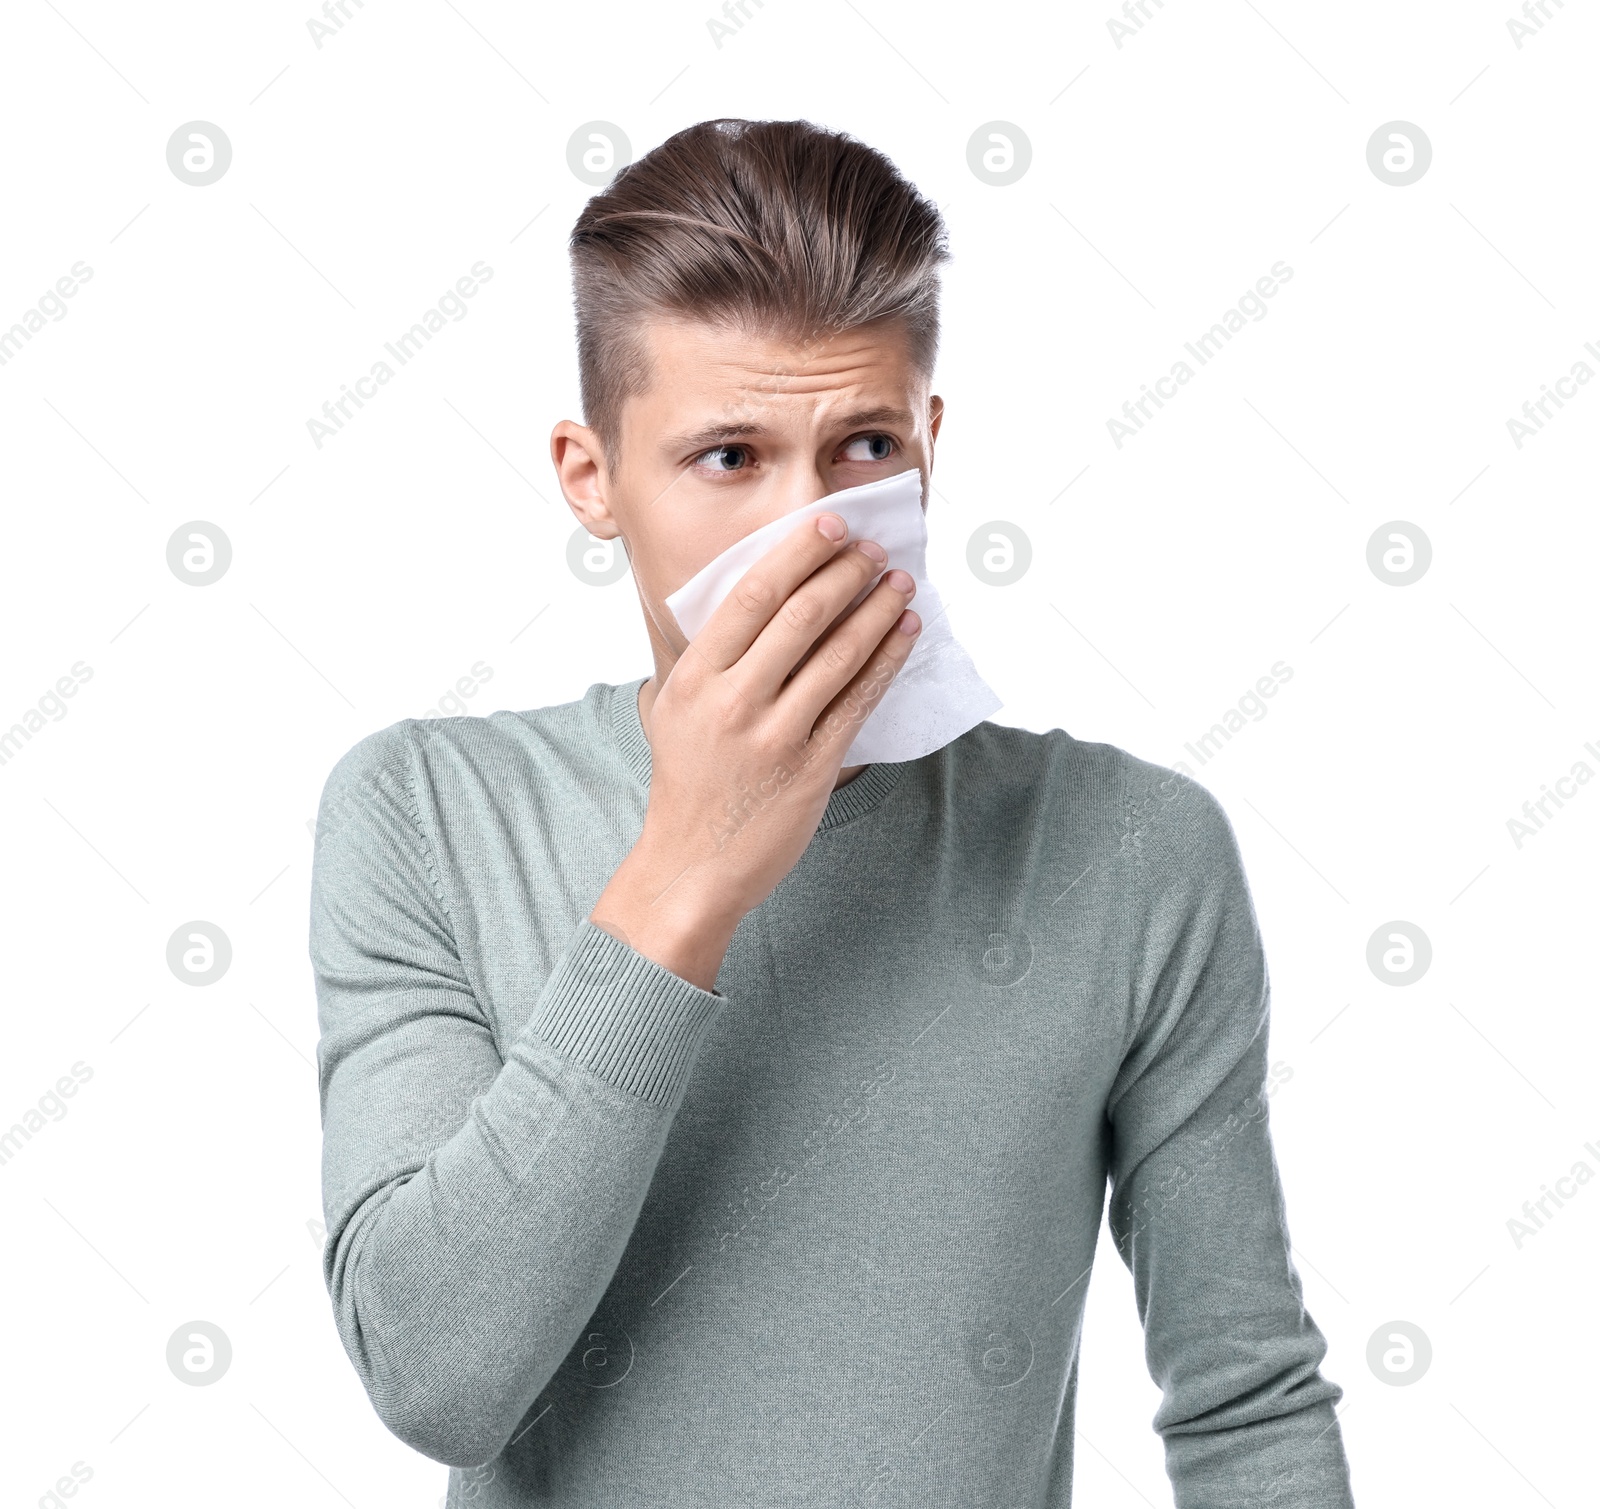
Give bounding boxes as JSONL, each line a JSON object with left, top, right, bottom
{"left": 780, "top": 592, "right": 824, "bottom": 631}
{"left": 733, "top": 578, "right": 776, "bottom": 616}
{"left": 819, "top": 638, "right": 854, "bottom": 675}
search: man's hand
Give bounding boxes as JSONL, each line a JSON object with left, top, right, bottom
{"left": 591, "top": 511, "right": 920, "bottom": 989}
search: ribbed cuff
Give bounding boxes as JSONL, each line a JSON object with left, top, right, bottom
{"left": 522, "top": 919, "right": 726, "bottom": 1108}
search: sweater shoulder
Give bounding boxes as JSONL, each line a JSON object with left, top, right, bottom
{"left": 939, "top": 717, "right": 1236, "bottom": 872}
{"left": 319, "top": 682, "right": 616, "bottom": 800}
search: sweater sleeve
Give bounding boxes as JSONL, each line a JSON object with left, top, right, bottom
{"left": 309, "top": 725, "right": 726, "bottom": 1468}
{"left": 1104, "top": 767, "right": 1355, "bottom": 1509}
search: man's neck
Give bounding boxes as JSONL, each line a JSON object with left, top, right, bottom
{"left": 636, "top": 676, "right": 868, "bottom": 791}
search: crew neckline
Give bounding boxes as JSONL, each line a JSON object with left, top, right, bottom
{"left": 604, "top": 675, "right": 906, "bottom": 831}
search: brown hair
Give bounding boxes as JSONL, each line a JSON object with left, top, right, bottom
{"left": 568, "top": 117, "right": 951, "bottom": 470}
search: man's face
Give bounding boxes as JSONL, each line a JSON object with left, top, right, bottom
{"left": 551, "top": 315, "right": 943, "bottom": 665}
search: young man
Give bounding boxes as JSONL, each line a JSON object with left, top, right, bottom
{"left": 310, "top": 118, "right": 1356, "bottom": 1506}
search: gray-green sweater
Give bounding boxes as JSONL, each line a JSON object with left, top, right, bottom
{"left": 310, "top": 674, "right": 1355, "bottom": 1507}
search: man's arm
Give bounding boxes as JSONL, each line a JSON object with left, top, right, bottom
{"left": 311, "top": 520, "right": 918, "bottom": 1467}
{"left": 310, "top": 725, "right": 726, "bottom": 1468}
{"left": 1104, "top": 767, "right": 1354, "bottom": 1509}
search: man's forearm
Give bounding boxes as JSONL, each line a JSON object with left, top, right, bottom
{"left": 321, "top": 919, "right": 725, "bottom": 1467}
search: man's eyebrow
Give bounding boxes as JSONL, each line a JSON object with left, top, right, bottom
{"left": 832, "top": 405, "right": 916, "bottom": 433}
{"left": 662, "top": 405, "right": 917, "bottom": 453}
{"left": 663, "top": 419, "right": 764, "bottom": 452}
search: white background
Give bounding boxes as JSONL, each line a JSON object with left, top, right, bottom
{"left": 2, "top": 1, "right": 1596, "bottom": 1505}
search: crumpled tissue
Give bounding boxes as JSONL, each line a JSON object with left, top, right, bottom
{"left": 663, "top": 467, "right": 1002, "bottom": 765}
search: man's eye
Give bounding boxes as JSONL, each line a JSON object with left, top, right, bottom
{"left": 840, "top": 434, "right": 897, "bottom": 463}
{"left": 694, "top": 444, "right": 750, "bottom": 473}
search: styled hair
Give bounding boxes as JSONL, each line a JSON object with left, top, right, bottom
{"left": 568, "top": 117, "right": 951, "bottom": 469}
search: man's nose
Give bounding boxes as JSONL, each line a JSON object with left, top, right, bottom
{"left": 760, "top": 466, "right": 837, "bottom": 525}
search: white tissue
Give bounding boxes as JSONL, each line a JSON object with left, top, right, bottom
{"left": 663, "top": 467, "right": 1002, "bottom": 765}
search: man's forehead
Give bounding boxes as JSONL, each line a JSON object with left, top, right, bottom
{"left": 635, "top": 317, "right": 920, "bottom": 437}
{"left": 642, "top": 315, "right": 913, "bottom": 380}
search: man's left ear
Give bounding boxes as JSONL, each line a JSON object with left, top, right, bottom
{"left": 928, "top": 394, "right": 945, "bottom": 444}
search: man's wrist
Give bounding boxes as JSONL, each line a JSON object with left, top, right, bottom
{"left": 590, "top": 844, "right": 740, "bottom": 991}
